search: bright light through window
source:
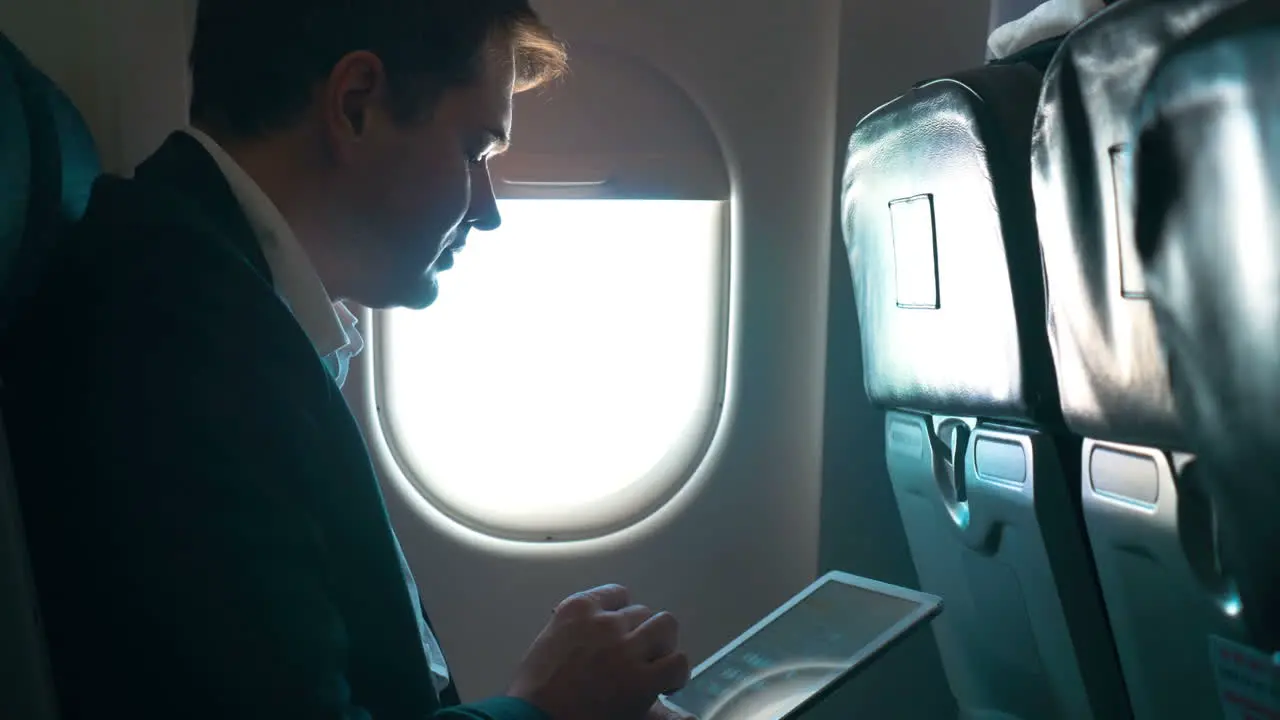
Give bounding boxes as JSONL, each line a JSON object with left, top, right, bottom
{"left": 376, "top": 199, "right": 729, "bottom": 541}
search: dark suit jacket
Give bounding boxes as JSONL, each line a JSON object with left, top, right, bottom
{"left": 1, "top": 132, "right": 548, "bottom": 720}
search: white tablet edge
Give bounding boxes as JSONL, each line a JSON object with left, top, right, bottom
{"left": 665, "top": 570, "right": 943, "bottom": 715}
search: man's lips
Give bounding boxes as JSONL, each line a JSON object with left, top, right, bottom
{"left": 435, "top": 228, "right": 469, "bottom": 271}
{"left": 436, "top": 242, "right": 462, "bottom": 270}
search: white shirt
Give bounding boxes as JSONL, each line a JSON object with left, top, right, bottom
{"left": 183, "top": 127, "right": 452, "bottom": 694}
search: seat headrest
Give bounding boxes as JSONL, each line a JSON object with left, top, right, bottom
{"left": 1134, "top": 0, "right": 1280, "bottom": 649}
{"left": 1030, "top": 0, "right": 1244, "bottom": 450}
{"left": 842, "top": 62, "right": 1059, "bottom": 423}
{"left": 0, "top": 33, "right": 100, "bottom": 331}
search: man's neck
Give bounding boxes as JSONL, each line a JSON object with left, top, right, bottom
{"left": 193, "top": 123, "right": 350, "bottom": 301}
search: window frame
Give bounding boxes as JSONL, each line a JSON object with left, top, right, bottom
{"left": 370, "top": 198, "right": 734, "bottom": 543}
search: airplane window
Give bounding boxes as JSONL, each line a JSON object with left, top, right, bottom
{"left": 375, "top": 198, "right": 729, "bottom": 541}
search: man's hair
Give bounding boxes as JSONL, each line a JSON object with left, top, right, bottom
{"left": 189, "top": 0, "right": 567, "bottom": 138}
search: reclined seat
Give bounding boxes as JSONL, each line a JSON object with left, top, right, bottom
{"left": 1029, "top": 1, "right": 1250, "bottom": 717}
{"left": 0, "top": 32, "right": 101, "bottom": 720}
{"left": 841, "top": 51, "right": 1128, "bottom": 719}
{"left": 1134, "top": 0, "right": 1280, "bottom": 657}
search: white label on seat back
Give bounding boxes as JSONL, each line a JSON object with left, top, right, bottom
{"left": 1109, "top": 143, "right": 1147, "bottom": 300}
{"left": 1210, "top": 634, "right": 1280, "bottom": 719}
{"left": 888, "top": 194, "right": 940, "bottom": 309}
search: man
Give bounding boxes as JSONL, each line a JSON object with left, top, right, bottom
{"left": 1, "top": 1, "right": 694, "bottom": 718}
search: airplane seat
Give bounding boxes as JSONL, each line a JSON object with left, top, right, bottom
{"left": 1029, "top": 0, "right": 1251, "bottom": 717}
{"left": 1134, "top": 0, "right": 1280, "bottom": 657}
{"left": 0, "top": 31, "right": 102, "bottom": 720}
{"left": 0, "top": 35, "right": 98, "bottom": 318}
{"left": 841, "top": 52, "right": 1128, "bottom": 719}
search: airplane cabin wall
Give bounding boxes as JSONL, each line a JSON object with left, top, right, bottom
{"left": 0, "top": 0, "right": 193, "bottom": 175}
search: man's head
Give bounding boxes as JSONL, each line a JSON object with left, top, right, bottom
{"left": 189, "top": 0, "right": 566, "bottom": 308}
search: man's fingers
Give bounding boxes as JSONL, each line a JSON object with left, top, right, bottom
{"left": 630, "top": 610, "right": 680, "bottom": 661}
{"left": 616, "top": 604, "right": 657, "bottom": 630}
{"left": 557, "top": 584, "right": 631, "bottom": 616}
{"left": 645, "top": 650, "right": 691, "bottom": 696}
{"left": 580, "top": 583, "right": 631, "bottom": 610}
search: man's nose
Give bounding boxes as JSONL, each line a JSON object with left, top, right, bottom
{"left": 467, "top": 164, "right": 502, "bottom": 232}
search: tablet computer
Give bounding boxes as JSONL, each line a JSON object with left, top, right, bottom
{"left": 662, "top": 570, "right": 942, "bottom": 720}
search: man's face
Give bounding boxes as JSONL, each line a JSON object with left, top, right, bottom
{"left": 331, "top": 34, "right": 515, "bottom": 309}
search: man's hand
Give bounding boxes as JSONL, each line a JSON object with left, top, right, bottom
{"left": 508, "top": 584, "right": 691, "bottom": 720}
{"left": 647, "top": 696, "right": 698, "bottom": 719}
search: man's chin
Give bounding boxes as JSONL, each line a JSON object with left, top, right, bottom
{"left": 400, "top": 270, "right": 441, "bottom": 310}
{"left": 353, "top": 270, "right": 439, "bottom": 311}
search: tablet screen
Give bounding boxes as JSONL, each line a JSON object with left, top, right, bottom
{"left": 664, "top": 576, "right": 934, "bottom": 720}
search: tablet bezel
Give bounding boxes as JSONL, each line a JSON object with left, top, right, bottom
{"left": 664, "top": 570, "right": 942, "bottom": 720}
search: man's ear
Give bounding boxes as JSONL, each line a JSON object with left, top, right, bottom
{"left": 324, "top": 51, "right": 385, "bottom": 143}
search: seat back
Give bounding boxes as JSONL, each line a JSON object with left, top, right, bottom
{"left": 842, "top": 57, "right": 1128, "bottom": 719}
{"left": 1134, "top": 0, "right": 1280, "bottom": 655}
{"left": 0, "top": 32, "right": 101, "bottom": 720}
{"left": 1030, "top": 1, "right": 1251, "bottom": 717}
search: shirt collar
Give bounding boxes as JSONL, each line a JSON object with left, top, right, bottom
{"left": 182, "top": 126, "right": 356, "bottom": 360}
